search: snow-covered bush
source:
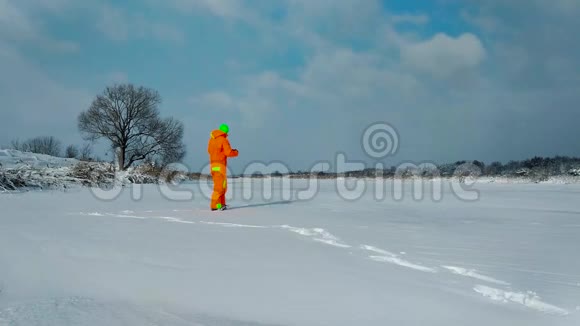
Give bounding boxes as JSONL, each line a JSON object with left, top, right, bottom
{"left": 70, "top": 162, "right": 116, "bottom": 187}
{"left": 65, "top": 145, "right": 80, "bottom": 159}
{"left": 0, "top": 170, "right": 27, "bottom": 191}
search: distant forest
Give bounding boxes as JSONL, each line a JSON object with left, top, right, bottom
{"left": 242, "top": 156, "right": 580, "bottom": 181}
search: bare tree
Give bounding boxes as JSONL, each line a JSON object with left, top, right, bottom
{"left": 11, "top": 136, "right": 62, "bottom": 156}
{"left": 65, "top": 145, "right": 79, "bottom": 158}
{"left": 78, "top": 84, "right": 186, "bottom": 170}
{"left": 79, "top": 143, "right": 94, "bottom": 161}
{"left": 28, "top": 136, "right": 62, "bottom": 156}
{"left": 10, "top": 139, "right": 27, "bottom": 152}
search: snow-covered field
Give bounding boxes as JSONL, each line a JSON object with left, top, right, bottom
{"left": 1, "top": 178, "right": 580, "bottom": 325}
{"left": 0, "top": 149, "right": 78, "bottom": 169}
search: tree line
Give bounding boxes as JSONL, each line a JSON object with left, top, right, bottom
{"left": 9, "top": 136, "right": 95, "bottom": 161}
{"left": 248, "top": 157, "right": 580, "bottom": 180}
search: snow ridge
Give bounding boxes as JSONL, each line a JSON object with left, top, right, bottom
{"left": 200, "top": 221, "right": 268, "bottom": 229}
{"left": 474, "top": 285, "right": 569, "bottom": 316}
{"left": 360, "top": 245, "right": 438, "bottom": 273}
{"left": 280, "top": 226, "right": 352, "bottom": 248}
{"left": 442, "top": 266, "right": 510, "bottom": 285}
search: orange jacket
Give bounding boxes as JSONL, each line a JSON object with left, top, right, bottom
{"left": 208, "top": 129, "right": 238, "bottom": 170}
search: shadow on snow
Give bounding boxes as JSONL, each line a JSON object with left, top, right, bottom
{"left": 227, "top": 200, "right": 294, "bottom": 210}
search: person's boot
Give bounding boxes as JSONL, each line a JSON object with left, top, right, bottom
{"left": 212, "top": 203, "right": 227, "bottom": 211}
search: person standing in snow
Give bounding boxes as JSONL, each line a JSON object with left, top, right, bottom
{"left": 207, "top": 124, "right": 239, "bottom": 211}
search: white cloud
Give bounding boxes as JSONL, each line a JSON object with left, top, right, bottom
{"left": 0, "top": 44, "right": 93, "bottom": 143}
{"left": 458, "top": 0, "right": 580, "bottom": 91}
{"left": 164, "top": 0, "right": 246, "bottom": 19}
{"left": 282, "top": 0, "right": 384, "bottom": 43}
{"left": 0, "top": 0, "right": 36, "bottom": 40}
{"left": 14, "top": 0, "right": 77, "bottom": 13}
{"left": 190, "top": 85, "right": 280, "bottom": 128}
{"left": 191, "top": 89, "right": 276, "bottom": 128}
{"left": 190, "top": 91, "right": 236, "bottom": 111}
{"left": 400, "top": 33, "right": 486, "bottom": 78}
{"left": 460, "top": 10, "right": 500, "bottom": 33}
{"left": 195, "top": 0, "right": 244, "bottom": 18}
{"left": 0, "top": 0, "right": 79, "bottom": 52}
{"left": 299, "top": 47, "right": 423, "bottom": 106}
{"left": 106, "top": 71, "right": 129, "bottom": 84}
{"left": 536, "top": 0, "right": 580, "bottom": 14}
{"left": 96, "top": 4, "right": 184, "bottom": 44}
{"left": 248, "top": 71, "right": 308, "bottom": 97}
{"left": 151, "top": 23, "right": 185, "bottom": 44}
{"left": 96, "top": 4, "right": 129, "bottom": 41}
{"left": 191, "top": 44, "right": 424, "bottom": 132}
{"left": 235, "top": 97, "right": 276, "bottom": 129}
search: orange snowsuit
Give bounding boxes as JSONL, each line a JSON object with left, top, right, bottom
{"left": 207, "top": 129, "right": 238, "bottom": 209}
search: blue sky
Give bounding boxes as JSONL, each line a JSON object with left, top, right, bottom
{"left": 1, "top": 0, "right": 579, "bottom": 173}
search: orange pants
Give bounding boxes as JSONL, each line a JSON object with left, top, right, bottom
{"left": 210, "top": 171, "right": 227, "bottom": 209}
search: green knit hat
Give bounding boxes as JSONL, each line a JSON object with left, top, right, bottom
{"left": 219, "top": 123, "right": 229, "bottom": 134}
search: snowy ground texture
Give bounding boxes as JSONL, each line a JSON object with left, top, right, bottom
{"left": 1, "top": 177, "right": 580, "bottom": 326}
{"left": 0, "top": 149, "right": 162, "bottom": 191}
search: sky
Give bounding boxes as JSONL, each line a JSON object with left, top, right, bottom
{"left": 1, "top": 0, "right": 579, "bottom": 174}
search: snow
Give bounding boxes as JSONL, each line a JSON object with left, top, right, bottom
{"left": 0, "top": 149, "right": 78, "bottom": 169}
{"left": 473, "top": 285, "right": 570, "bottom": 316}
{"left": 442, "top": 266, "right": 511, "bottom": 285}
{"left": 281, "top": 225, "right": 352, "bottom": 248}
{"left": 1, "top": 179, "right": 580, "bottom": 325}
{"left": 0, "top": 149, "right": 164, "bottom": 192}
{"left": 361, "top": 245, "right": 438, "bottom": 273}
